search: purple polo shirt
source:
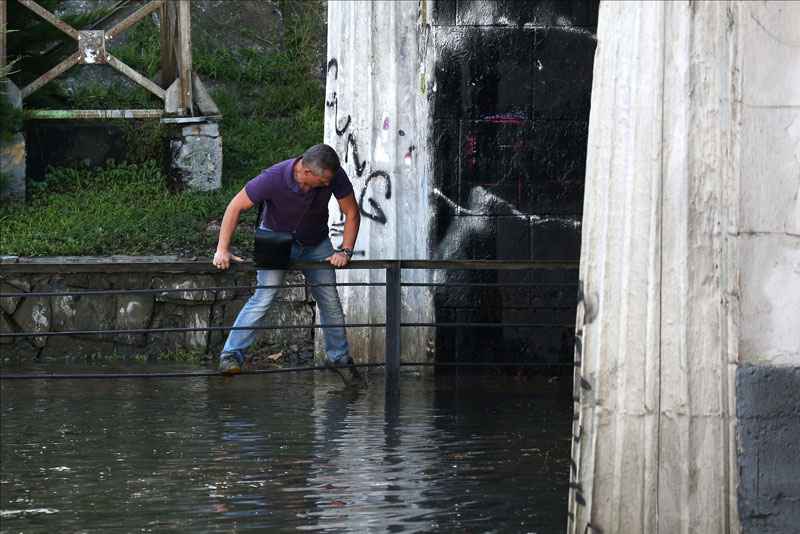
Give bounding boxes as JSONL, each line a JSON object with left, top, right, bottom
{"left": 244, "top": 156, "right": 353, "bottom": 246}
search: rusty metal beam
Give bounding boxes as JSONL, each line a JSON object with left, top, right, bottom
{"left": 17, "top": 0, "right": 79, "bottom": 40}
{"left": 30, "top": 109, "right": 163, "bottom": 119}
{"left": 106, "top": 0, "right": 165, "bottom": 39}
{"left": 105, "top": 53, "right": 166, "bottom": 100}
{"left": 21, "top": 50, "right": 80, "bottom": 98}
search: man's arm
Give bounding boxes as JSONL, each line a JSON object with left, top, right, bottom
{"left": 326, "top": 192, "right": 360, "bottom": 267}
{"left": 213, "top": 187, "right": 255, "bottom": 270}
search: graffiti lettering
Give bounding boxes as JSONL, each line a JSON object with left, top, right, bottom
{"left": 569, "top": 279, "right": 599, "bottom": 525}
{"left": 326, "top": 92, "right": 352, "bottom": 137}
{"left": 358, "top": 171, "right": 391, "bottom": 224}
{"left": 327, "top": 57, "right": 397, "bottom": 230}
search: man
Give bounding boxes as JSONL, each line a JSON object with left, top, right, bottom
{"left": 212, "top": 143, "right": 365, "bottom": 387}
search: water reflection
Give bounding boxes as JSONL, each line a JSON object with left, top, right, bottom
{"left": 1, "top": 363, "right": 572, "bottom": 533}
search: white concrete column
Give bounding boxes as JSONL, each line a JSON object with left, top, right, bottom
{"left": 569, "top": 2, "right": 742, "bottom": 532}
{"left": 323, "top": 1, "right": 434, "bottom": 363}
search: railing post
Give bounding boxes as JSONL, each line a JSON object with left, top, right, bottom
{"left": 385, "top": 261, "right": 401, "bottom": 396}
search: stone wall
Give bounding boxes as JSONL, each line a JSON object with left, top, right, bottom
{"left": 0, "top": 257, "right": 316, "bottom": 359}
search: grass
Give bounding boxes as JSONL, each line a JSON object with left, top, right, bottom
{"left": 0, "top": 0, "right": 326, "bottom": 257}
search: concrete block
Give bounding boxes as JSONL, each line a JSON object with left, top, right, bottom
{"left": 739, "top": 233, "right": 800, "bottom": 367}
{"left": 434, "top": 0, "right": 456, "bottom": 26}
{"left": 523, "top": 120, "right": 589, "bottom": 214}
{"left": 737, "top": 366, "right": 800, "bottom": 534}
{"left": 741, "top": 2, "right": 800, "bottom": 107}
{"left": 739, "top": 106, "right": 800, "bottom": 235}
{"left": 534, "top": 28, "right": 597, "bottom": 120}
{"left": 737, "top": 366, "right": 800, "bottom": 419}
{"left": 168, "top": 122, "right": 222, "bottom": 191}
{"left": 531, "top": 216, "right": 582, "bottom": 261}
{"left": 455, "top": 0, "right": 599, "bottom": 28}
{"left": 434, "top": 27, "right": 536, "bottom": 120}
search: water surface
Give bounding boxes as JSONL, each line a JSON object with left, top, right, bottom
{"left": 1, "top": 363, "right": 572, "bottom": 533}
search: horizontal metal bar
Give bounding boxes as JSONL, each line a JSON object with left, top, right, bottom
{"left": 0, "top": 282, "right": 387, "bottom": 299}
{"left": 402, "top": 282, "right": 578, "bottom": 288}
{"left": 400, "top": 361, "right": 578, "bottom": 367}
{"left": 403, "top": 322, "right": 574, "bottom": 328}
{"left": 0, "top": 259, "right": 578, "bottom": 274}
{"left": 0, "top": 323, "right": 385, "bottom": 338}
{"left": 0, "top": 321, "right": 572, "bottom": 338}
{"left": 400, "top": 260, "right": 579, "bottom": 270}
{"left": 29, "top": 109, "right": 164, "bottom": 119}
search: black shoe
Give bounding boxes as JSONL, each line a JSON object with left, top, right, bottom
{"left": 325, "top": 357, "right": 367, "bottom": 388}
{"left": 219, "top": 353, "right": 243, "bottom": 375}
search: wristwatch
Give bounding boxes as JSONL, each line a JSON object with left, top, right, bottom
{"left": 340, "top": 248, "right": 353, "bottom": 257}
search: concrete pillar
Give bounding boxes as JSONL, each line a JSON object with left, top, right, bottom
{"left": 571, "top": 1, "right": 800, "bottom": 532}
{"left": 323, "top": 1, "right": 434, "bottom": 364}
{"left": 569, "top": 2, "right": 742, "bottom": 532}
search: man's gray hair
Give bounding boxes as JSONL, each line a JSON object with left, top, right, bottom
{"left": 303, "top": 144, "right": 341, "bottom": 175}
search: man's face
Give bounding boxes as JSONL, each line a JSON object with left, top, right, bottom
{"left": 303, "top": 165, "right": 335, "bottom": 188}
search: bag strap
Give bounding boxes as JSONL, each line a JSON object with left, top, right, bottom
{"left": 256, "top": 189, "right": 319, "bottom": 236}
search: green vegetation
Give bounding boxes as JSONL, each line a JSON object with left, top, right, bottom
{"left": 0, "top": 0, "right": 325, "bottom": 257}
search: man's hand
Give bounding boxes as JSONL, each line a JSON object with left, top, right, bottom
{"left": 325, "top": 251, "right": 351, "bottom": 268}
{"left": 213, "top": 249, "right": 244, "bottom": 270}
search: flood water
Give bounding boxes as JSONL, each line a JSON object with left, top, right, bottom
{"left": 1, "top": 363, "right": 573, "bottom": 533}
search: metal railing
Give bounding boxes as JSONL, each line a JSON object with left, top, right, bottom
{"left": 0, "top": 259, "right": 580, "bottom": 394}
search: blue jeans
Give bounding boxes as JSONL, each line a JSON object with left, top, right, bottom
{"left": 221, "top": 237, "right": 350, "bottom": 364}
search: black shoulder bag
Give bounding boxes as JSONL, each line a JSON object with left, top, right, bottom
{"left": 253, "top": 190, "right": 318, "bottom": 269}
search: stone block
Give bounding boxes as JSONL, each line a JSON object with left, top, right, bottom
{"left": 12, "top": 296, "right": 51, "bottom": 348}
{"left": 0, "top": 283, "right": 22, "bottom": 315}
{"left": 72, "top": 293, "right": 116, "bottom": 340}
{"left": 168, "top": 122, "right": 223, "bottom": 191}
{"left": 112, "top": 294, "right": 155, "bottom": 347}
{"left": 51, "top": 294, "right": 77, "bottom": 332}
{"left": 184, "top": 304, "right": 211, "bottom": 351}
{"left": 154, "top": 276, "right": 217, "bottom": 303}
{"left": 0, "top": 312, "right": 16, "bottom": 345}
